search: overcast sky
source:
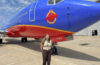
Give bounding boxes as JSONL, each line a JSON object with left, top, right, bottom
{"left": 0, "top": 0, "right": 35, "bottom": 28}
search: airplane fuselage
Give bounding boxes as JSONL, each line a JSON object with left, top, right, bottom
{"left": 3, "top": 0, "right": 100, "bottom": 39}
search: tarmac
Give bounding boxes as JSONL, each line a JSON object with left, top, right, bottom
{"left": 0, "top": 36, "right": 100, "bottom": 65}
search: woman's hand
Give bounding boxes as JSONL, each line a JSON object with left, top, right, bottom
{"left": 50, "top": 40, "right": 52, "bottom": 43}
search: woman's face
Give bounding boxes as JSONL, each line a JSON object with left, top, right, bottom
{"left": 45, "top": 34, "right": 49, "bottom": 40}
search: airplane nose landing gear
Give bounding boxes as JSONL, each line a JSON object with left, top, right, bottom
{"left": 21, "top": 37, "right": 27, "bottom": 42}
{"left": 0, "top": 34, "right": 4, "bottom": 44}
{"left": 0, "top": 39, "right": 2, "bottom": 44}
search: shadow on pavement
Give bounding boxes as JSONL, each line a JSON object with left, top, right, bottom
{"left": 80, "top": 43, "right": 90, "bottom": 46}
{"left": 5, "top": 39, "right": 100, "bottom": 62}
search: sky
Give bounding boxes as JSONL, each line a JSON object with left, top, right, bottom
{"left": 0, "top": 0, "right": 35, "bottom": 28}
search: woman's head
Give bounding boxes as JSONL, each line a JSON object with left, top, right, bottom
{"left": 45, "top": 34, "right": 50, "bottom": 41}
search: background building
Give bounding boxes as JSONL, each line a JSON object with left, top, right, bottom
{"left": 74, "top": 0, "right": 100, "bottom": 36}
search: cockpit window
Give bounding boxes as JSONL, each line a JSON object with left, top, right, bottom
{"left": 48, "top": 0, "right": 63, "bottom": 5}
{"left": 56, "top": 0, "right": 62, "bottom": 4}
{"left": 48, "top": 0, "right": 54, "bottom": 4}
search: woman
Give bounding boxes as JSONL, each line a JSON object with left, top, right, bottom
{"left": 40, "top": 34, "right": 52, "bottom": 65}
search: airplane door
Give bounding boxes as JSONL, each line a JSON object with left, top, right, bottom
{"left": 29, "top": 1, "right": 38, "bottom": 22}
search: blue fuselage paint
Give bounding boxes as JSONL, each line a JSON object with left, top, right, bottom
{"left": 3, "top": 0, "right": 100, "bottom": 33}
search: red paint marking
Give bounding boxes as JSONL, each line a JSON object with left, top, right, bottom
{"left": 46, "top": 13, "right": 58, "bottom": 22}
{"left": 7, "top": 25, "right": 73, "bottom": 38}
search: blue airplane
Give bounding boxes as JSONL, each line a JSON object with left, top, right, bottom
{"left": 0, "top": 0, "right": 100, "bottom": 43}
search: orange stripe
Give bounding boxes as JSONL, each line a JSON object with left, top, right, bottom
{"left": 7, "top": 25, "right": 75, "bottom": 34}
